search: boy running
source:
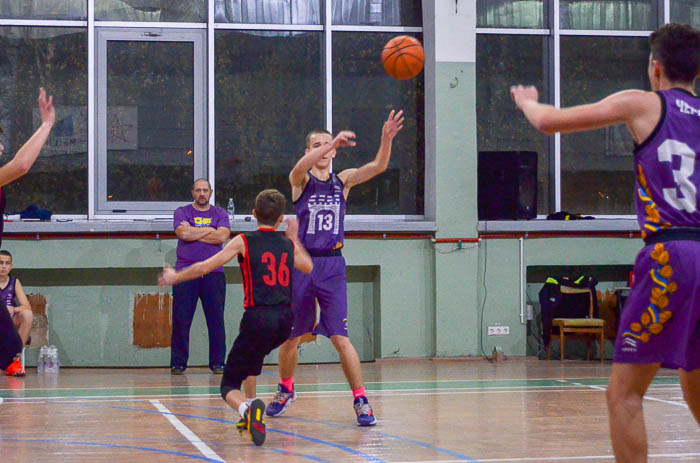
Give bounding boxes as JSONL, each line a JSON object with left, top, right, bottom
{"left": 160, "top": 189, "right": 312, "bottom": 446}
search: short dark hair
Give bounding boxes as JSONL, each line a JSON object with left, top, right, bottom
{"left": 650, "top": 23, "right": 700, "bottom": 84}
{"left": 192, "top": 178, "right": 211, "bottom": 190}
{"left": 254, "top": 189, "right": 286, "bottom": 226}
{"left": 305, "top": 128, "right": 331, "bottom": 148}
{"left": 0, "top": 250, "right": 12, "bottom": 261}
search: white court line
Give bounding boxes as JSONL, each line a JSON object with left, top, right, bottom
{"left": 149, "top": 399, "right": 224, "bottom": 462}
{"left": 568, "top": 381, "right": 689, "bottom": 409}
{"left": 2, "top": 384, "right": 685, "bottom": 403}
{"left": 390, "top": 452, "right": 700, "bottom": 462}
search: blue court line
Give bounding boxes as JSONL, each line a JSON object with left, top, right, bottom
{"left": 265, "top": 447, "right": 334, "bottom": 463}
{"left": 0, "top": 432, "right": 220, "bottom": 447}
{"left": 260, "top": 369, "right": 277, "bottom": 377}
{"left": 164, "top": 402, "right": 479, "bottom": 462}
{"left": 47, "top": 401, "right": 386, "bottom": 463}
{"left": 0, "top": 437, "right": 222, "bottom": 462}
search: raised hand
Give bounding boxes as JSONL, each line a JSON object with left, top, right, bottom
{"left": 332, "top": 130, "right": 357, "bottom": 150}
{"left": 284, "top": 217, "right": 299, "bottom": 240}
{"left": 38, "top": 87, "right": 55, "bottom": 126}
{"left": 158, "top": 265, "right": 177, "bottom": 287}
{"left": 510, "top": 85, "right": 539, "bottom": 110}
{"left": 381, "top": 109, "right": 404, "bottom": 140}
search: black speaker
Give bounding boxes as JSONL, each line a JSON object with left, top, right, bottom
{"left": 478, "top": 151, "right": 537, "bottom": 220}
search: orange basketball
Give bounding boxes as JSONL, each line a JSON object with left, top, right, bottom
{"left": 382, "top": 35, "right": 424, "bottom": 80}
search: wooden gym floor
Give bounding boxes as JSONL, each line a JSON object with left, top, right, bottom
{"left": 0, "top": 358, "right": 699, "bottom": 462}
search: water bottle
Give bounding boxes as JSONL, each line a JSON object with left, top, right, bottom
{"left": 38, "top": 345, "right": 47, "bottom": 373}
{"left": 52, "top": 346, "right": 60, "bottom": 373}
{"left": 227, "top": 198, "right": 235, "bottom": 224}
{"left": 46, "top": 345, "right": 58, "bottom": 373}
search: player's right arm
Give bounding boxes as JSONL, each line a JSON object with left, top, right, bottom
{"left": 159, "top": 234, "right": 245, "bottom": 287}
{"left": 289, "top": 131, "right": 357, "bottom": 197}
{"left": 284, "top": 217, "right": 313, "bottom": 274}
{"left": 0, "top": 88, "right": 54, "bottom": 187}
{"left": 510, "top": 85, "right": 659, "bottom": 144}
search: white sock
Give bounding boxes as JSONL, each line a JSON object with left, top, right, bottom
{"left": 246, "top": 397, "right": 256, "bottom": 405}
{"left": 238, "top": 402, "right": 249, "bottom": 418}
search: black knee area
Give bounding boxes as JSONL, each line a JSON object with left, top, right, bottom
{"left": 220, "top": 375, "right": 243, "bottom": 401}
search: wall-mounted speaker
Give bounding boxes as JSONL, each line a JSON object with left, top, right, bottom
{"left": 478, "top": 151, "right": 537, "bottom": 220}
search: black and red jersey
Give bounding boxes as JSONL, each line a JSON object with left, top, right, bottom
{"left": 238, "top": 228, "right": 295, "bottom": 309}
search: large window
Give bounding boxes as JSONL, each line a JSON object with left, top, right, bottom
{"left": 0, "top": 1, "right": 86, "bottom": 20}
{"left": 476, "top": 0, "right": 690, "bottom": 216}
{"left": 560, "top": 36, "right": 649, "bottom": 215}
{"left": 215, "top": 30, "right": 323, "bottom": 214}
{"left": 476, "top": 34, "right": 550, "bottom": 215}
{"left": 0, "top": 0, "right": 423, "bottom": 220}
{"left": 96, "top": 0, "right": 207, "bottom": 22}
{"left": 333, "top": 32, "right": 424, "bottom": 214}
{"left": 0, "top": 27, "right": 87, "bottom": 215}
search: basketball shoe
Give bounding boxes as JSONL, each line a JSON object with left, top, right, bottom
{"left": 265, "top": 384, "right": 296, "bottom": 416}
{"left": 354, "top": 396, "right": 377, "bottom": 426}
{"left": 5, "top": 359, "right": 25, "bottom": 377}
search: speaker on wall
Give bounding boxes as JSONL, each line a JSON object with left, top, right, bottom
{"left": 478, "top": 151, "right": 537, "bottom": 220}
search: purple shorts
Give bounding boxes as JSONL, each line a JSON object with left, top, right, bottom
{"left": 615, "top": 241, "right": 700, "bottom": 371}
{"left": 290, "top": 256, "right": 348, "bottom": 338}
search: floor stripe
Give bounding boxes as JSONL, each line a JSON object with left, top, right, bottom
{"left": 149, "top": 399, "right": 225, "bottom": 462}
{"left": 390, "top": 452, "right": 700, "bottom": 462}
{"left": 567, "top": 381, "right": 689, "bottom": 409}
{"left": 1, "top": 384, "right": 685, "bottom": 403}
{"left": 0, "top": 437, "right": 224, "bottom": 462}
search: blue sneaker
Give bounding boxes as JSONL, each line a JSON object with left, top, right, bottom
{"left": 354, "top": 396, "right": 377, "bottom": 426}
{"left": 265, "top": 384, "right": 296, "bottom": 417}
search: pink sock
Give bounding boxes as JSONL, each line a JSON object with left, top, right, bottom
{"left": 352, "top": 387, "right": 366, "bottom": 399}
{"left": 280, "top": 377, "right": 294, "bottom": 391}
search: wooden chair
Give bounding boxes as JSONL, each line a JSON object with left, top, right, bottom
{"left": 546, "top": 285, "right": 605, "bottom": 362}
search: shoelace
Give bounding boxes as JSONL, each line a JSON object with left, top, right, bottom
{"left": 274, "top": 390, "right": 292, "bottom": 403}
{"left": 355, "top": 401, "right": 373, "bottom": 416}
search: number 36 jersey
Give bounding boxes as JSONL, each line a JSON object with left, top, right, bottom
{"left": 635, "top": 89, "right": 700, "bottom": 237}
{"left": 238, "top": 229, "right": 295, "bottom": 309}
{"left": 294, "top": 172, "right": 346, "bottom": 253}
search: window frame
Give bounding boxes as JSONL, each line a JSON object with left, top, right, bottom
{"left": 476, "top": 0, "right": 674, "bottom": 219}
{"left": 0, "top": 1, "right": 429, "bottom": 226}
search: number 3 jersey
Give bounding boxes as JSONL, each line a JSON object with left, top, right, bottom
{"left": 635, "top": 89, "right": 700, "bottom": 238}
{"left": 238, "top": 228, "right": 295, "bottom": 309}
{"left": 294, "top": 172, "right": 346, "bottom": 253}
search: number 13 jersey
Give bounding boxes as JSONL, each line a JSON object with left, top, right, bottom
{"left": 238, "top": 229, "right": 295, "bottom": 309}
{"left": 635, "top": 88, "right": 700, "bottom": 238}
{"left": 294, "top": 172, "right": 346, "bottom": 253}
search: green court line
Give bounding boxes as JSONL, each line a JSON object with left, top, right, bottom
{"left": 0, "top": 376, "right": 681, "bottom": 400}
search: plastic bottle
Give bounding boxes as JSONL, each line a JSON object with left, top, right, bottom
{"left": 46, "top": 345, "right": 58, "bottom": 373}
{"left": 52, "top": 346, "right": 60, "bottom": 373}
{"left": 38, "top": 345, "right": 47, "bottom": 373}
{"left": 227, "top": 198, "right": 235, "bottom": 223}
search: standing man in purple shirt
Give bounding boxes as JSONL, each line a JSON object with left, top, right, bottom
{"left": 511, "top": 23, "right": 700, "bottom": 462}
{"left": 171, "top": 178, "right": 231, "bottom": 375}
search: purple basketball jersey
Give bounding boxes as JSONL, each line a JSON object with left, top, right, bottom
{"left": 0, "top": 276, "right": 15, "bottom": 307}
{"left": 294, "top": 172, "right": 346, "bottom": 253}
{"left": 634, "top": 89, "right": 700, "bottom": 237}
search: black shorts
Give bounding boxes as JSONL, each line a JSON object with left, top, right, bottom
{"left": 220, "top": 306, "right": 293, "bottom": 397}
{"left": 0, "top": 303, "right": 22, "bottom": 370}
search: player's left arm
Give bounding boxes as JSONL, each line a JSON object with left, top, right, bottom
{"left": 12, "top": 279, "right": 32, "bottom": 314}
{"left": 337, "top": 110, "right": 404, "bottom": 193}
{"left": 511, "top": 85, "right": 651, "bottom": 138}
{"left": 159, "top": 235, "right": 245, "bottom": 287}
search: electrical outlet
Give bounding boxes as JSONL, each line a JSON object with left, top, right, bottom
{"left": 487, "top": 326, "right": 510, "bottom": 336}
